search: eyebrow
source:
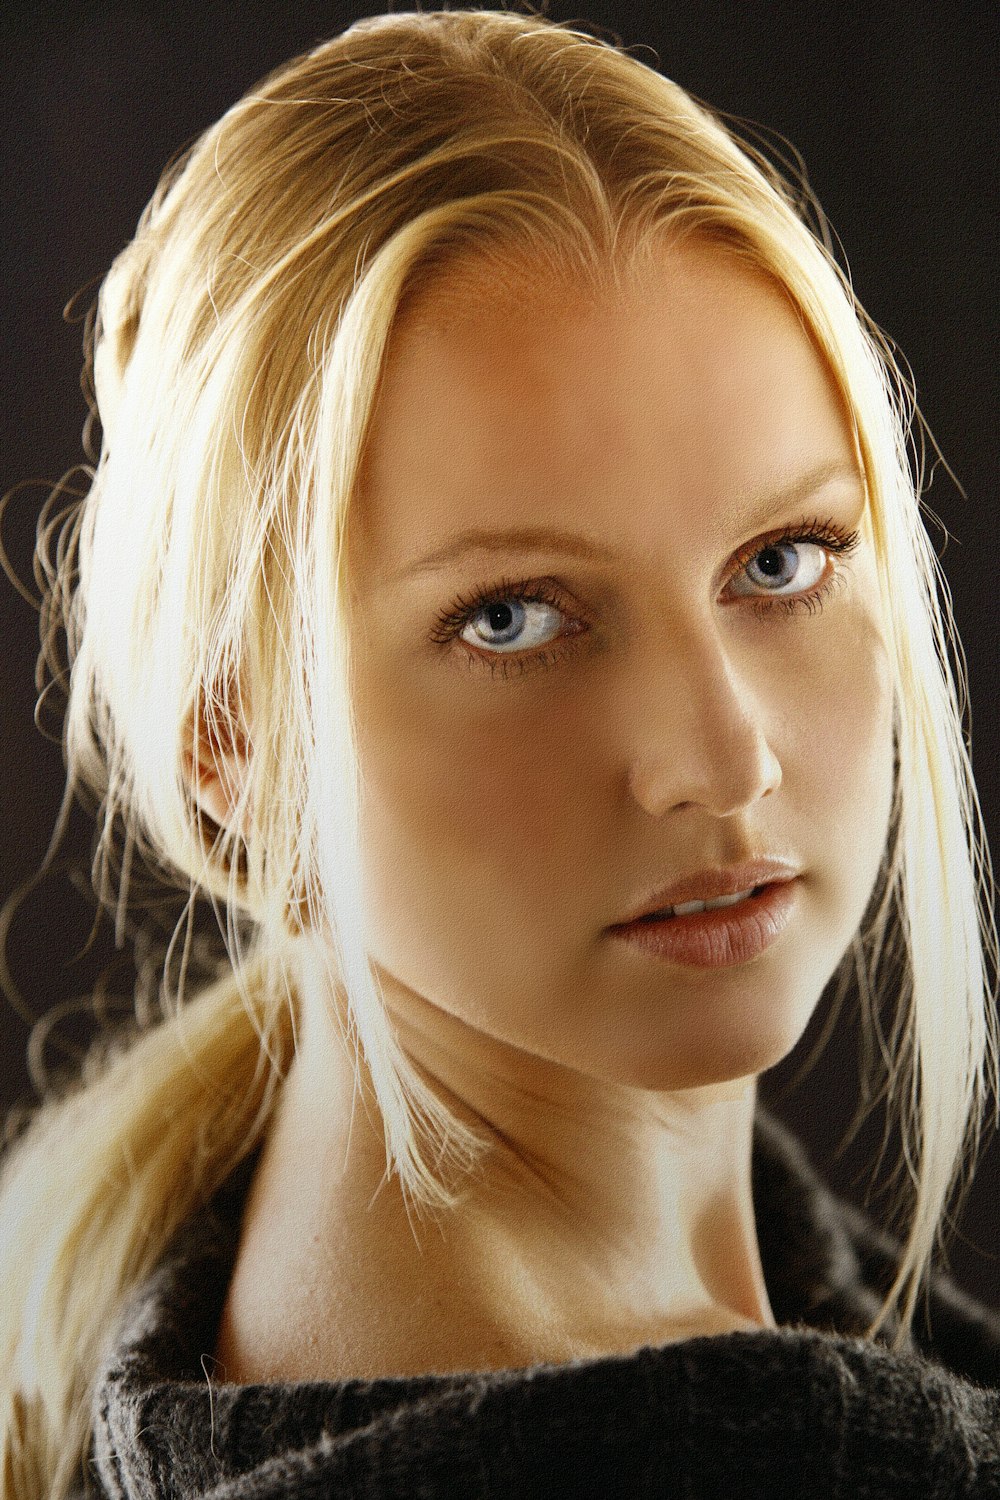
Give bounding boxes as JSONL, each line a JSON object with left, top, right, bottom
{"left": 390, "top": 458, "right": 865, "bottom": 582}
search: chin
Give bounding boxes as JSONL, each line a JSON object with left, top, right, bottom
{"left": 601, "top": 1010, "right": 816, "bottom": 1093}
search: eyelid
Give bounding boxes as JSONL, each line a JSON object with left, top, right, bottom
{"left": 428, "top": 574, "right": 581, "bottom": 647}
{"left": 726, "top": 515, "right": 858, "bottom": 575}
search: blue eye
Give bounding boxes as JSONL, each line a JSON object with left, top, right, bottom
{"left": 461, "top": 596, "right": 565, "bottom": 653}
{"left": 731, "top": 539, "right": 828, "bottom": 598}
{"left": 428, "top": 576, "right": 585, "bottom": 679}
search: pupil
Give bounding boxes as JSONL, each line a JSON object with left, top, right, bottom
{"left": 757, "top": 547, "right": 785, "bottom": 578}
{"left": 488, "top": 603, "right": 514, "bottom": 631}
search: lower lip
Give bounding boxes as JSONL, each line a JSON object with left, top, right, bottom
{"left": 607, "top": 880, "right": 799, "bottom": 968}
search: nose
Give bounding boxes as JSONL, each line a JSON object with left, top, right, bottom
{"left": 624, "top": 622, "right": 782, "bottom": 819}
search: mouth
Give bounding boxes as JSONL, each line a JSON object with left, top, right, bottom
{"left": 607, "top": 879, "right": 800, "bottom": 967}
{"left": 632, "top": 884, "right": 767, "bottom": 922}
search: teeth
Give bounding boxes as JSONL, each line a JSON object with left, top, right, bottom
{"left": 666, "top": 886, "right": 757, "bottom": 918}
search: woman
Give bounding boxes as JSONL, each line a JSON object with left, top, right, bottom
{"left": 2, "top": 7, "right": 999, "bottom": 1497}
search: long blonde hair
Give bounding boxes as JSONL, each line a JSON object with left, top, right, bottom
{"left": 1, "top": 7, "right": 996, "bottom": 1495}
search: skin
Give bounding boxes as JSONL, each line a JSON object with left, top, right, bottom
{"left": 206, "top": 236, "right": 896, "bottom": 1381}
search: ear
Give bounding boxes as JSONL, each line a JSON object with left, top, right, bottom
{"left": 182, "top": 691, "right": 251, "bottom": 834}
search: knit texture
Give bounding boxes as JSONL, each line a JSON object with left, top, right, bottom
{"left": 75, "top": 1107, "right": 1000, "bottom": 1498}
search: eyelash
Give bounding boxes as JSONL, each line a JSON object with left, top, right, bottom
{"left": 429, "top": 514, "right": 862, "bottom": 681}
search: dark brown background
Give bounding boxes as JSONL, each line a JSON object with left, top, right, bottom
{"left": 2, "top": 1, "right": 997, "bottom": 1306}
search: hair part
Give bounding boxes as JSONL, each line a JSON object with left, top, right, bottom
{"left": 1, "top": 7, "right": 996, "bottom": 1493}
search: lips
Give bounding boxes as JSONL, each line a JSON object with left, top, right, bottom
{"left": 612, "top": 858, "right": 801, "bottom": 927}
{"left": 608, "top": 878, "right": 799, "bottom": 967}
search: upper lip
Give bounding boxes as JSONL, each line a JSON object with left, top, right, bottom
{"left": 610, "top": 858, "right": 801, "bottom": 925}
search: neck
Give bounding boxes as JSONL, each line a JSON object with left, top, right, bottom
{"left": 274, "top": 961, "right": 777, "bottom": 1356}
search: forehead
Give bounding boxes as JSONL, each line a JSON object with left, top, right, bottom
{"left": 353, "top": 241, "right": 859, "bottom": 582}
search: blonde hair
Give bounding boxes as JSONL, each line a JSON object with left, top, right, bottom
{"left": 1, "top": 6, "right": 996, "bottom": 1494}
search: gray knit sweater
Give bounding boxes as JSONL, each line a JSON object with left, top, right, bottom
{"left": 76, "top": 1107, "right": 1000, "bottom": 1498}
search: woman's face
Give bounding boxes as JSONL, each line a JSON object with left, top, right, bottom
{"left": 347, "top": 237, "right": 894, "bottom": 1093}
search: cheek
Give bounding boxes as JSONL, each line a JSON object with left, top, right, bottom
{"left": 367, "top": 699, "right": 588, "bottom": 882}
{"left": 789, "top": 605, "right": 895, "bottom": 909}
{"left": 353, "top": 655, "right": 592, "bottom": 972}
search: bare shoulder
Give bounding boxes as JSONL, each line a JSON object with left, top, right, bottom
{"left": 210, "top": 1138, "right": 519, "bottom": 1384}
{"left": 212, "top": 1234, "right": 524, "bottom": 1384}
